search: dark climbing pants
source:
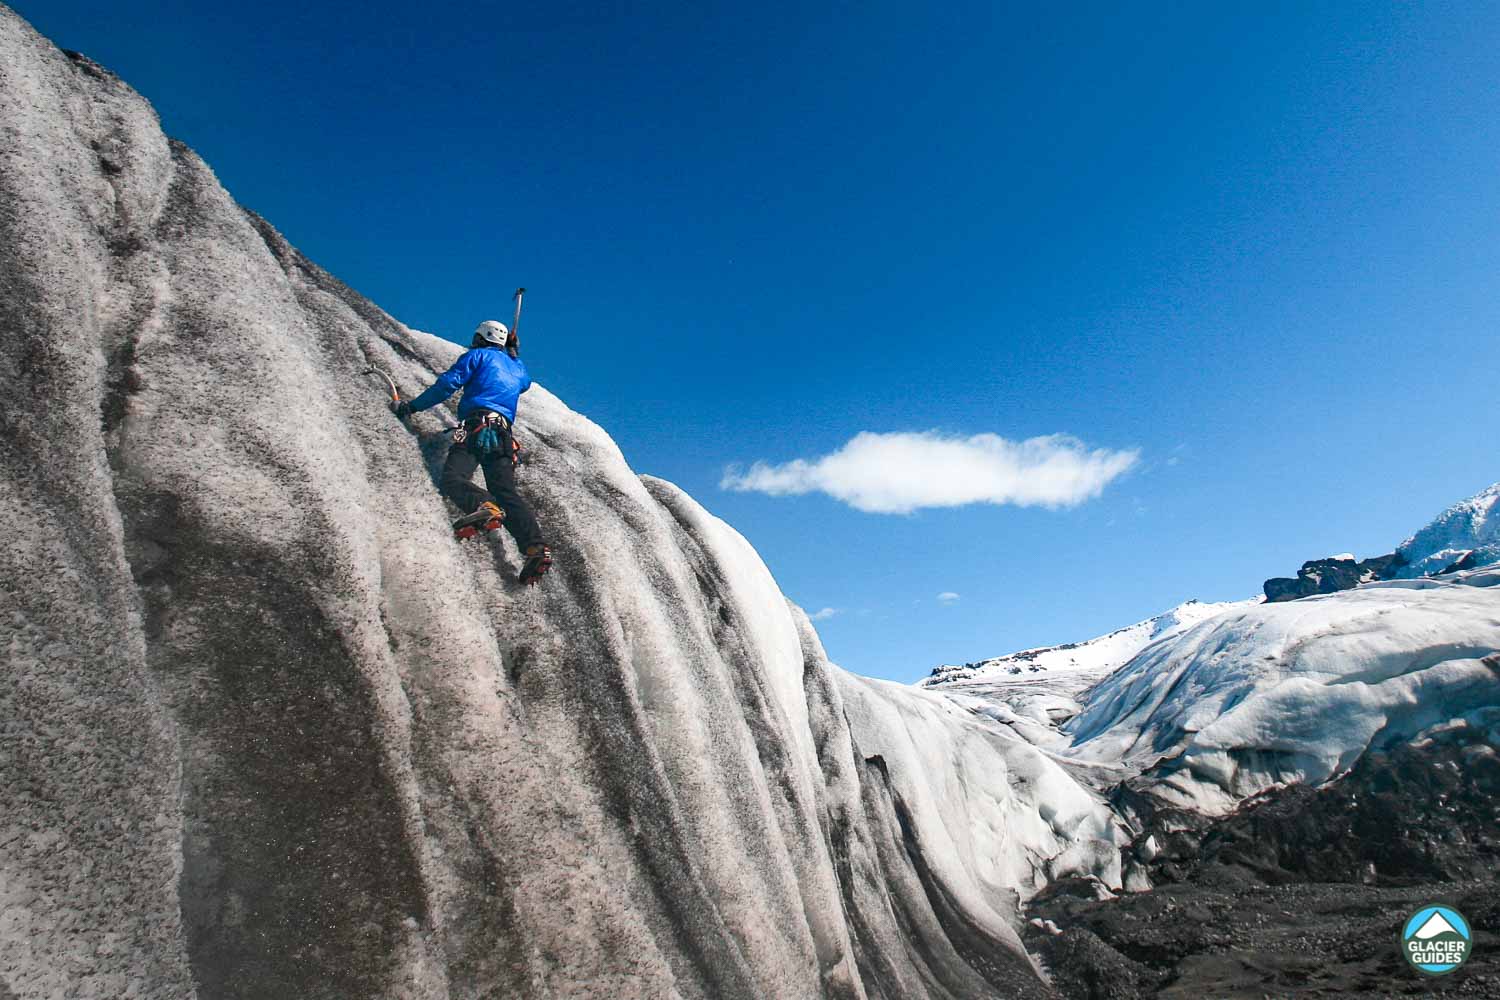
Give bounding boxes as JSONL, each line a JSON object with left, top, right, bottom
{"left": 440, "top": 423, "right": 544, "bottom": 551}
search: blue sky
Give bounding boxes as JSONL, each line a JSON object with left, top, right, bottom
{"left": 22, "top": 1, "right": 1500, "bottom": 682}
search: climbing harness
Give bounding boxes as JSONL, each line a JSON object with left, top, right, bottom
{"left": 459, "top": 411, "right": 509, "bottom": 454}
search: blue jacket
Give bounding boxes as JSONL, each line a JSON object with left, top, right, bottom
{"left": 408, "top": 346, "right": 531, "bottom": 422}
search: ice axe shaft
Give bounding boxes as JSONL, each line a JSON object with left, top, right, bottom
{"left": 508, "top": 287, "right": 525, "bottom": 358}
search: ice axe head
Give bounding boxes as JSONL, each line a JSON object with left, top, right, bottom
{"left": 364, "top": 367, "right": 399, "bottom": 402}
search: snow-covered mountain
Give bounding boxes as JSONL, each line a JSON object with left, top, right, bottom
{"left": 1259, "top": 481, "right": 1500, "bottom": 597}
{"left": 924, "top": 598, "right": 1255, "bottom": 691}
{"left": 1395, "top": 481, "right": 1500, "bottom": 578}
{"left": 918, "top": 599, "right": 1259, "bottom": 748}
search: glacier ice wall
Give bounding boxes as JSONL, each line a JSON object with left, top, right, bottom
{"left": 0, "top": 7, "right": 1123, "bottom": 998}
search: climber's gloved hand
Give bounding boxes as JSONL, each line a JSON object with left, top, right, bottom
{"left": 391, "top": 400, "right": 413, "bottom": 419}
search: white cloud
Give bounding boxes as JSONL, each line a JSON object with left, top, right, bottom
{"left": 809, "top": 607, "right": 840, "bottom": 621}
{"left": 721, "top": 430, "right": 1139, "bottom": 514}
{"left": 936, "top": 592, "right": 960, "bottom": 604}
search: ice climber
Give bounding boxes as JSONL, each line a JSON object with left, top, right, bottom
{"left": 392, "top": 320, "right": 552, "bottom": 585}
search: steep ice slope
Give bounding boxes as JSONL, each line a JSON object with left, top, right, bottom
{"left": 1395, "top": 481, "right": 1500, "bottom": 578}
{"left": 1065, "top": 567, "right": 1500, "bottom": 814}
{"left": 0, "top": 8, "right": 1121, "bottom": 998}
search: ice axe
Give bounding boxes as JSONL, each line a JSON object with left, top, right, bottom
{"left": 365, "top": 366, "right": 399, "bottom": 404}
{"left": 508, "top": 287, "right": 525, "bottom": 358}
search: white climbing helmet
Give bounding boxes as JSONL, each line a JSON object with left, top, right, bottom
{"left": 474, "top": 320, "right": 509, "bottom": 345}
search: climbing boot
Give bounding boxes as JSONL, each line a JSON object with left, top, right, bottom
{"left": 519, "top": 544, "right": 552, "bottom": 585}
{"left": 453, "top": 501, "right": 504, "bottom": 540}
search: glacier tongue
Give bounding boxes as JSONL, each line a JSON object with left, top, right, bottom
{"left": 1064, "top": 568, "right": 1500, "bottom": 814}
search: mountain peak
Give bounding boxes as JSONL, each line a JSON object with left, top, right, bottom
{"left": 1397, "top": 481, "right": 1500, "bottom": 578}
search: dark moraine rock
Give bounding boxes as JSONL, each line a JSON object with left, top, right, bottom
{"left": 1263, "top": 551, "right": 1407, "bottom": 603}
